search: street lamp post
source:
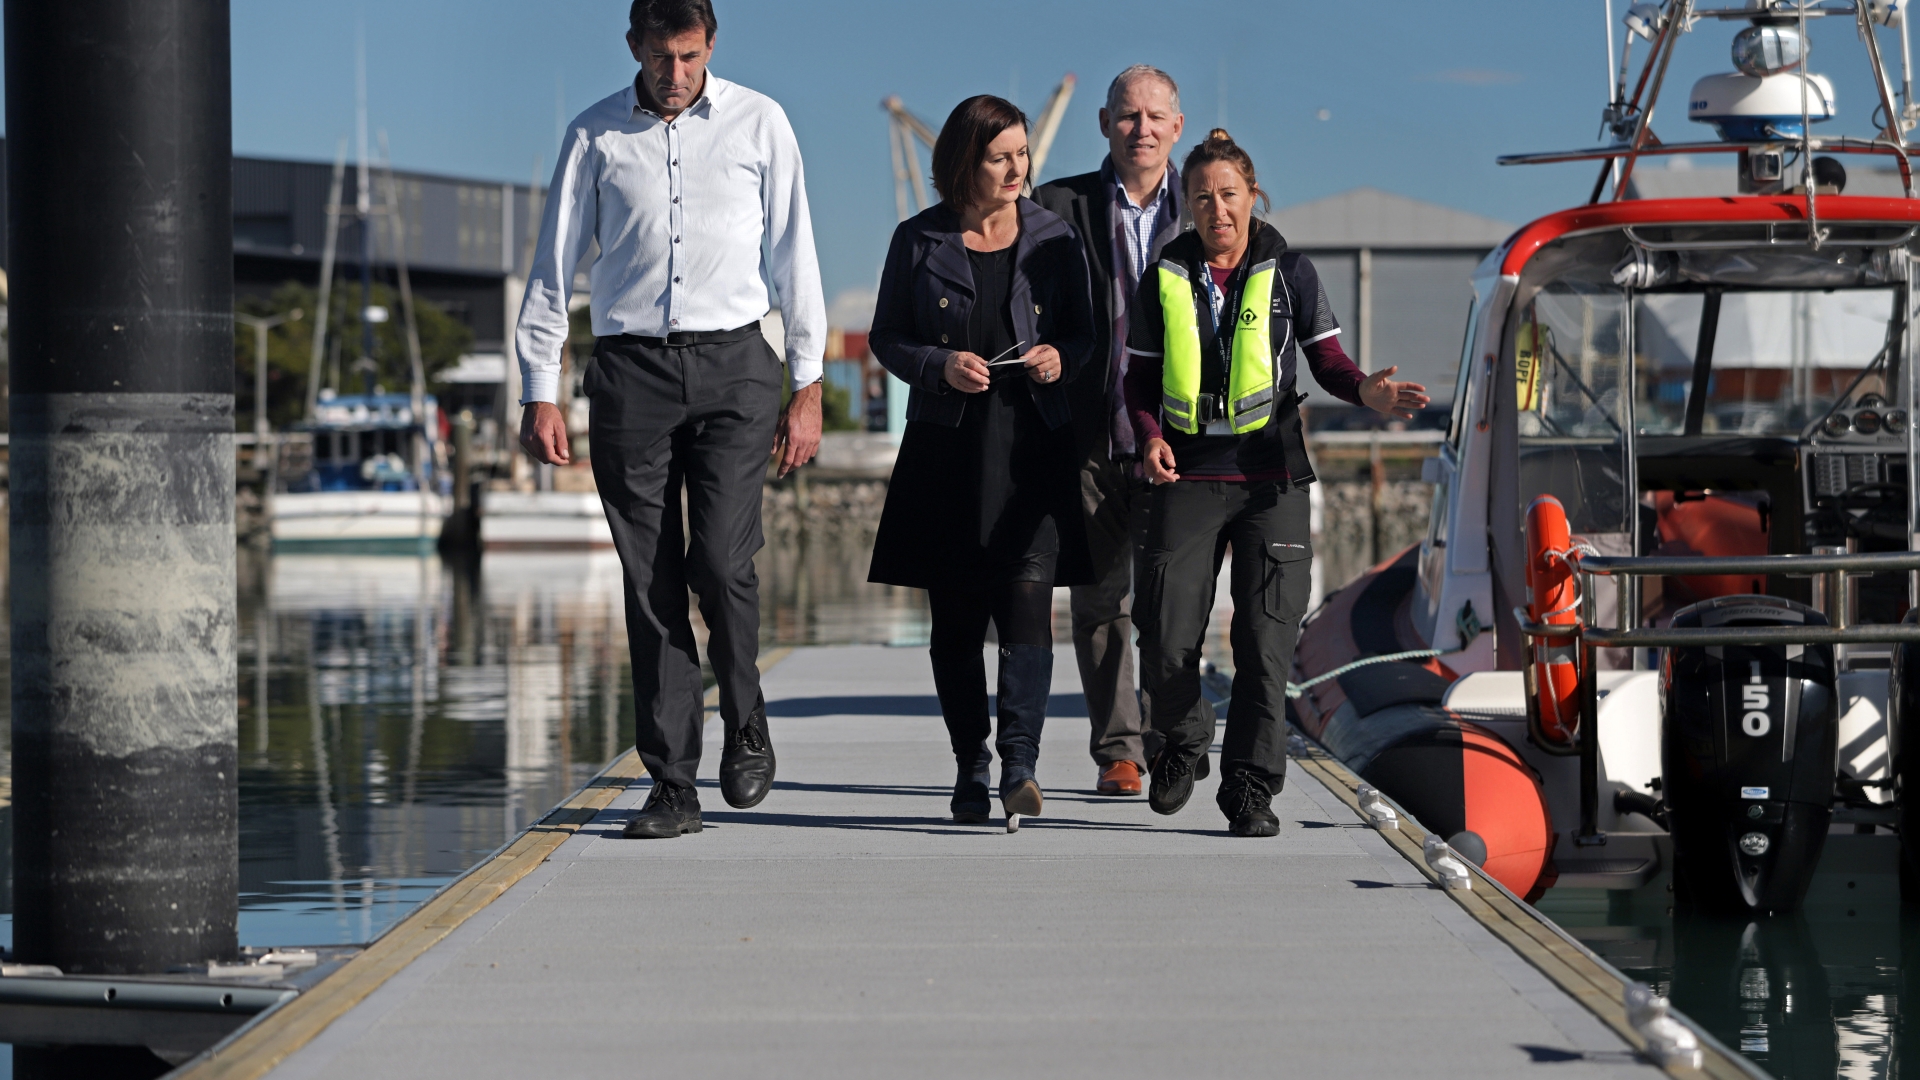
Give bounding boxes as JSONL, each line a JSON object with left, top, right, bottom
{"left": 236, "top": 308, "right": 301, "bottom": 470}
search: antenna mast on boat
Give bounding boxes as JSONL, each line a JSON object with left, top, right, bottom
{"left": 377, "top": 131, "right": 430, "bottom": 497}
{"left": 306, "top": 139, "right": 347, "bottom": 419}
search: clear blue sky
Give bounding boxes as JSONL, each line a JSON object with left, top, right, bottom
{"left": 6, "top": 2, "right": 1913, "bottom": 305}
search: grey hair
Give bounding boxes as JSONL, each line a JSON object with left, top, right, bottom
{"left": 1104, "top": 64, "right": 1181, "bottom": 116}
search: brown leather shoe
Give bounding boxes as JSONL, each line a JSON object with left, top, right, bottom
{"left": 1097, "top": 761, "right": 1143, "bottom": 796}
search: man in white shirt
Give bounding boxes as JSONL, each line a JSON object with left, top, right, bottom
{"left": 516, "top": 0, "right": 825, "bottom": 839}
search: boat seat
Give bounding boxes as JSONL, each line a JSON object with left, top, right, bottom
{"left": 1634, "top": 434, "right": 1807, "bottom": 603}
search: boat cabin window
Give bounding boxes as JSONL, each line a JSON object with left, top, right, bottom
{"left": 1513, "top": 283, "right": 1633, "bottom": 535}
{"left": 1445, "top": 298, "right": 1478, "bottom": 450}
{"left": 1635, "top": 288, "right": 1899, "bottom": 437}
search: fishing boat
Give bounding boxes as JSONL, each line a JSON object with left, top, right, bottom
{"left": 1290, "top": 0, "right": 1920, "bottom": 913}
{"left": 272, "top": 391, "right": 450, "bottom": 552}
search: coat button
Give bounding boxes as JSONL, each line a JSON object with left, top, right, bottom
{"left": 939, "top": 298, "right": 948, "bottom": 308}
{"left": 1034, "top": 304, "right": 1043, "bottom": 314}
{"left": 941, "top": 334, "right": 949, "bottom": 343}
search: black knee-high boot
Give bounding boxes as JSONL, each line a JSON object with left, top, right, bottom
{"left": 995, "top": 644, "right": 1051, "bottom": 814}
{"left": 930, "top": 648, "right": 992, "bottom": 821}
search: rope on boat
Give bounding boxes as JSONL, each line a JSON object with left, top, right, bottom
{"left": 1286, "top": 649, "right": 1444, "bottom": 699}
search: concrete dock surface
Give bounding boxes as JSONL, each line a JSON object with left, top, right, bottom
{"left": 261, "top": 645, "right": 1663, "bottom": 1079}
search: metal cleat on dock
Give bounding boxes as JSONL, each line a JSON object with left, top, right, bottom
{"left": 1625, "top": 983, "right": 1702, "bottom": 1069}
{"left": 1423, "top": 834, "right": 1472, "bottom": 891}
{"left": 1356, "top": 785, "right": 1399, "bottom": 830}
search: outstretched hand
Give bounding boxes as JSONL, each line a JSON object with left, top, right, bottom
{"left": 1359, "top": 366, "right": 1431, "bottom": 421}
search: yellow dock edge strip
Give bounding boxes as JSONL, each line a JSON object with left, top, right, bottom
{"left": 174, "top": 646, "right": 795, "bottom": 1080}
{"left": 1288, "top": 730, "right": 1763, "bottom": 1080}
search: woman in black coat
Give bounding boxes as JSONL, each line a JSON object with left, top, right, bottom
{"left": 867, "top": 94, "right": 1096, "bottom": 830}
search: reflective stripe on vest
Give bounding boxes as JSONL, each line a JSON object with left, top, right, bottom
{"left": 1158, "top": 257, "right": 1278, "bottom": 435}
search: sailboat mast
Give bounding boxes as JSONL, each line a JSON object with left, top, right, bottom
{"left": 356, "top": 25, "right": 375, "bottom": 390}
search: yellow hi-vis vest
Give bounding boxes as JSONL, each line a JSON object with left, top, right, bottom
{"left": 1158, "top": 258, "right": 1278, "bottom": 435}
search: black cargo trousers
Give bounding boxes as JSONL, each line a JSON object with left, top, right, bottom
{"left": 1138, "top": 479, "right": 1313, "bottom": 794}
{"left": 586, "top": 326, "right": 782, "bottom": 789}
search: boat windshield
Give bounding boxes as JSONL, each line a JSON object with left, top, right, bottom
{"left": 1635, "top": 288, "right": 1901, "bottom": 436}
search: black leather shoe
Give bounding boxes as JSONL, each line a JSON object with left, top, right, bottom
{"left": 720, "top": 697, "right": 776, "bottom": 809}
{"left": 1148, "top": 744, "right": 1210, "bottom": 816}
{"left": 1219, "top": 773, "right": 1279, "bottom": 837}
{"left": 623, "top": 783, "right": 702, "bottom": 838}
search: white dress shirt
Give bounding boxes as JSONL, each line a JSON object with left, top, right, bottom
{"left": 515, "top": 71, "right": 826, "bottom": 403}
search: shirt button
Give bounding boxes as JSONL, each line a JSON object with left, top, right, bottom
{"left": 674, "top": 237, "right": 681, "bottom": 243}
{"left": 938, "top": 298, "right": 948, "bottom": 308}
{"left": 674, "top": 276, "right": 682, "bottom": 283}
{"left": 673, "top": 196, "right": 680, "bottom": 203}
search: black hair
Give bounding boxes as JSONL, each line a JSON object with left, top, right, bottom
{"left": 629, "top": 0, "right": 717, "bottom": 42}
{"left": 931, "top": 96, "right": 1029, "bottom": 210}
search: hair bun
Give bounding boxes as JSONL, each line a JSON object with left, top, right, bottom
{"left": 1206, "top": 128, "right": 1234, "bottom": 143}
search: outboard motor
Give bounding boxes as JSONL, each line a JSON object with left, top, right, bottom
{"left": 1662, "top": 595, "right": 1837, "bottom": 915}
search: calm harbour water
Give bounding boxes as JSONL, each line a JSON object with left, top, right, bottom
{"left": 0, "top": 524, "right": 1908, "bottom": 1078}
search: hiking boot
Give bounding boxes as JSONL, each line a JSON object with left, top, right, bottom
{"left": 719, "top": 696, "right": 775, "bottom": 809}
{"left": 622, "top": 783, "right": 703, "bottom": 839}
{"left": 1148, "top": 744, "right": 1210, "bottom": 816}
{"left": 1219, "top": 773, "right": 1280, "bottom": 837}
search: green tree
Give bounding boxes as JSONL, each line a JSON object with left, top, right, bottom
{"left": 235, "top": 281, "right": 474, "bottom": 428}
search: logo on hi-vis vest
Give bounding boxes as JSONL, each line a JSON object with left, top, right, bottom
{"left": 1741, "top": 661, "right": 1771, "bottom": 737}
{"left": 1239, "top": 308, "right": 1256, "bottom": 325}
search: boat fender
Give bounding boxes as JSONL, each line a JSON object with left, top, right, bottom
{"left": 1525, "top": 495, "right": 1584, "bottom": 750}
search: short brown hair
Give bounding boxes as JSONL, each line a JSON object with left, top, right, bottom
{"left": 629, "top": 0, "right": 716, "bottom": 42}
{"left": 931, "top": 96, "right": 1029, "bottom": 210}
{"left": 1181, "top": 128, "right": 1270, "bottom": 211}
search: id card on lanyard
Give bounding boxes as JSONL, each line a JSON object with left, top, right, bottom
{"left": 1200, "top": 266, "right": 1240, "bottom": 435}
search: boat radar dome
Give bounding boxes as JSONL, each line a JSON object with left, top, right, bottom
{"left": 1691, "top": 19, "right": 1833, "bottom": 141}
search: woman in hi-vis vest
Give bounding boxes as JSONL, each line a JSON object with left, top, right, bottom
{"left": 867, "top": 96, "right": 1096, "bottom": 831}
{"left": 1123, "top": 130, "right": 1428, "bottom": 836}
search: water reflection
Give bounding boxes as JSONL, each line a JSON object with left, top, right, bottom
{"left": 239, "top": 550, "right": 629, "bottom": 946}
{"left": 1538, "top": 836, "right": 1907, "bottom": 1079}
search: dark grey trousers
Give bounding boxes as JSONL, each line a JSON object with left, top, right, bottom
{"left": 1068, "top": 453, "right": 1212, "bottom": 769}
{"left": 586, "top": 330, "right": 781, "bottom": 788}
{"left": 1138, "top": 480, "right": 1313, "bottom": 792}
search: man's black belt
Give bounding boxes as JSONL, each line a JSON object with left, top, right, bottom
{"left": 609, "top": 321, "right": 762, "bottom": 349}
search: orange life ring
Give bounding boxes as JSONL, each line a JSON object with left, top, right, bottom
{"left": 1525, "top": 495, "right": 1581, "bottom": 748}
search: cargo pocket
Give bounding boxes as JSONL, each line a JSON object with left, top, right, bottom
{"left": 1262, "top": 541, "right": 1312, "bottom": 622}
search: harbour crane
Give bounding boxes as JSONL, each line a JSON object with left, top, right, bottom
{"left": 882, "top": 74, "right": 1077, "bottom": 221}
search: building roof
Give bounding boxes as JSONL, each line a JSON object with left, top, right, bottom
{"left": 1625, "top": 160, "right": 1910, "bottom": 199}
{"left": 1264, "top": 186, "right": 1515, "bottom": 249}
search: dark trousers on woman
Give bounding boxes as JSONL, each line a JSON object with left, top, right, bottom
{"left": 586, "top": 329, "right": 781, "bottom": 789}
{"left": 927, "top": 582, "right": 1055, "bottom": 788}
{"left": 1139, "top": 480, "right": 1313, "bottom": 795}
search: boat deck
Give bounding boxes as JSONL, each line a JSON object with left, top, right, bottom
{"left": 205, "top": 646, "right": 1680, "bottom": 1079}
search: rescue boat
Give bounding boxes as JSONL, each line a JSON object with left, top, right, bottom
{"left": 1289, "top": 0, "right": 1920, "bottom": 913}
